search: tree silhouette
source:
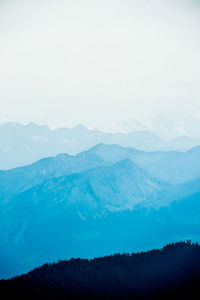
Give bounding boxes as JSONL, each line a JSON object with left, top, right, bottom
{"left": 1, "top": 241, "right": 200, "bottom": 300}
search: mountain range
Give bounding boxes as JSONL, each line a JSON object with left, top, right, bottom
{"left": 2, "top": 142, "right": 200, "bottom": 206}
{"left": 1, "top": 122, "right": 200, "bottom": 169}
{"left": 89, "top": 143, "right": 200, "bottom": 183}
{"left": 1, "top": 143, "right": 200, "bottom": 278}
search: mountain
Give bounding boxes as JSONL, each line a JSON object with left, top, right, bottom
{"left": 0, "top": 143, "right": 165, "bottom": 203}
{"left": 0, "top": 160, "right": 166, "bottom": 278}
{"left": 0, "top": 122, "right": 164, "bottom": 169}
{"left": 144, "top": 146, "right": 200, "bottom": 183}
{"left": 151, "top": 114, "right": 200, "bottom": 140}
{"left": 0, "top": 122, "right": 99, "bottom": 169}
{"left": 0, "top": 151, "right": 108, "bottom": 203}
{"left": 1, "top": 141, "right": 200, "bottom": 208}
{"left": 1, "top": 122, "right": 200, "bottom": 170}
{"left": 11, "top": 159, "right": 163, "bottom": 214}
{"left": 161, "top": 135, "right": 200, "bottom": 152}
{"left": 2, "top": 144, "right": 200, "bottom": 278}
{"left": 2, "top": 153, "right": 200, "bottom": 279}
{"left": 1, "top": 142, "right": 200, "bottom": 207}
{"left": 1, "top": 241, "right": 200, "bottom": 300}
{"left": 1, "top": 179, "right": 200, "bottom": 279}
{"left": 89, "top": 144, "right": 200, "bottom": 183}
{"left": 88, "top": 143, "right": 170, "bottom": 166}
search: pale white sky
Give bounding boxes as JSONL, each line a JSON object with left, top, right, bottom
{"left": 0, "top": 0, "right": 200, "bottom": 128}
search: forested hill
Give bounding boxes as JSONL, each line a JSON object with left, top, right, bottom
{"left": 1, "top": 241, "right": 200, "bottom": 300}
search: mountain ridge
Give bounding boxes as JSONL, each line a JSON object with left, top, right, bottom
{"left": 1, "top": 241, "right": 200, "bottom": 300}
{"left": 1, "top": 121, "right": 200, "bottom": 170}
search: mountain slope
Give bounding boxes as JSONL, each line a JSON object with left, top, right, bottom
{"left": 0, "top": 142, "right": 171, "bottom": 204}
{"left": 0, "top": 160, "right": 166, "bottom": 278}
{"left": 1, "top": 145, "right": 200, "bottom": 279}
{"left": 0, "top": 122, "right": 164, "bottom": 169}
{"left": 1, "top": 183, "right": 200, "bottom": 279}
{"left": 8, "top": 159, "right": 164, "bottom": 216}
{"left": 2, "top": 142, "right": 200, "bottom": 207}
{"left": 88, "top": 143, "right": 171, "bottom": 166}
{"left": 0, "top": 151, "right": 108, "bottom": 203}
{"left": 89, "top": 143, "right": 200, "bottom": 183}
{"left": 1, "top": 241, "right": 200, "bottom": 300}
{"left": 144, "top": 146, "right": 200, "bottom": 183}
{"left": 2, "top": 121, "right": 200, "bottom": 170}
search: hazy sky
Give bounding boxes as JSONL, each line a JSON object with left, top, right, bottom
{"left": 0, "top": 0, "right": 200, "bottom": 128}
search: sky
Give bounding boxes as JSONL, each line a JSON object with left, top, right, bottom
{"left": 0, "top": 0, "right": 200, "bottom": 129}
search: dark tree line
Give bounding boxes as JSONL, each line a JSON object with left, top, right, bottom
{"left": 1, "top": 241, "right": 200, "bottom": 299}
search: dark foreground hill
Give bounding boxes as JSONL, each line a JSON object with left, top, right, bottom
{"left": 1, "top": 241, "right": 200, "bottom": 300}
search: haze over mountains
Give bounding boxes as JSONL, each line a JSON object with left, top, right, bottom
{"left": 2, "top": 142, "right": 200, "bottom": 204}
{"left": 1, "top": 118, "right": 200, "bottom": 280}
{"left": 1, "top": 0, "right": 200, "bottom": 295}
{"left": 98, "top": 115, "right": 200, "bottom": 140}
{"left": 1, "top": 121, "right": 200, "bottom": 170}
{"left": 1, "top": 142, "right": 200, "bottom": 279}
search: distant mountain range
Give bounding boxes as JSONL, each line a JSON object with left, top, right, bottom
{"left": 40, "top": 114, "right": 200, "bottom": 140}
{"left": 89, "top": 143, "right": 200, "bottom": 183}
{"left": 2, "top": 142, "right": 200, "bottom": 205}
{"left": 1, "top": 143, "right": 200, "bottom": 278}
{"left": 1, "top": 122, "right": 200, "bottom": 169}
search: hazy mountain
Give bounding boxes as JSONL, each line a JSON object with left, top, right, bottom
{"left": 0, "top": 151, "right": 108, "bottom": 203}
{"left": 1, "top": 152, "right": 200, "bottom": 279}
{"left": 1, "top": 122, "right": 200, "bottom": 170}
{"left": 88, "top": 143, "right": 170, "bottom": 166}
{"left": 1, "top": 142, "right": 200, "bottom": 278}
{"left": 150, "top": 115, "right": 200, "bottom": 140}
{"left": 1, "top": 177, "right": 200, "bottom": 279}
{"left": 88, "top": 144, "right": 200, "bottom": 199}
{"left": 96, "top": 118, "right": 151, "bottom": 134}
{"left": 160, "top": 136, "right": 200, "bottom": 152}
{"left": 0, "top": 143, "right": 162, "bottom": 203}
{"left": 0, "top": 159, "right": 167, "bottom": 278}
{"left": 0, "top": 122, "right": 164, "bottom": 169}
{"left": 1, "top": 142, "right": 200, "bottom": 206}
{"left": 4, "top": 159, "right": 164, "bottom": 216}
{"left": 144, "top": 146, "right": 200, "bottom": 183}
{"left": 117, "top": 115, "right": 200, "bottom": 140}
{"left": 0, "top": 122, "right": 100, "bottom": 169}
{"left": 89, "top": 143, "right": 200, "bottom": 183}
